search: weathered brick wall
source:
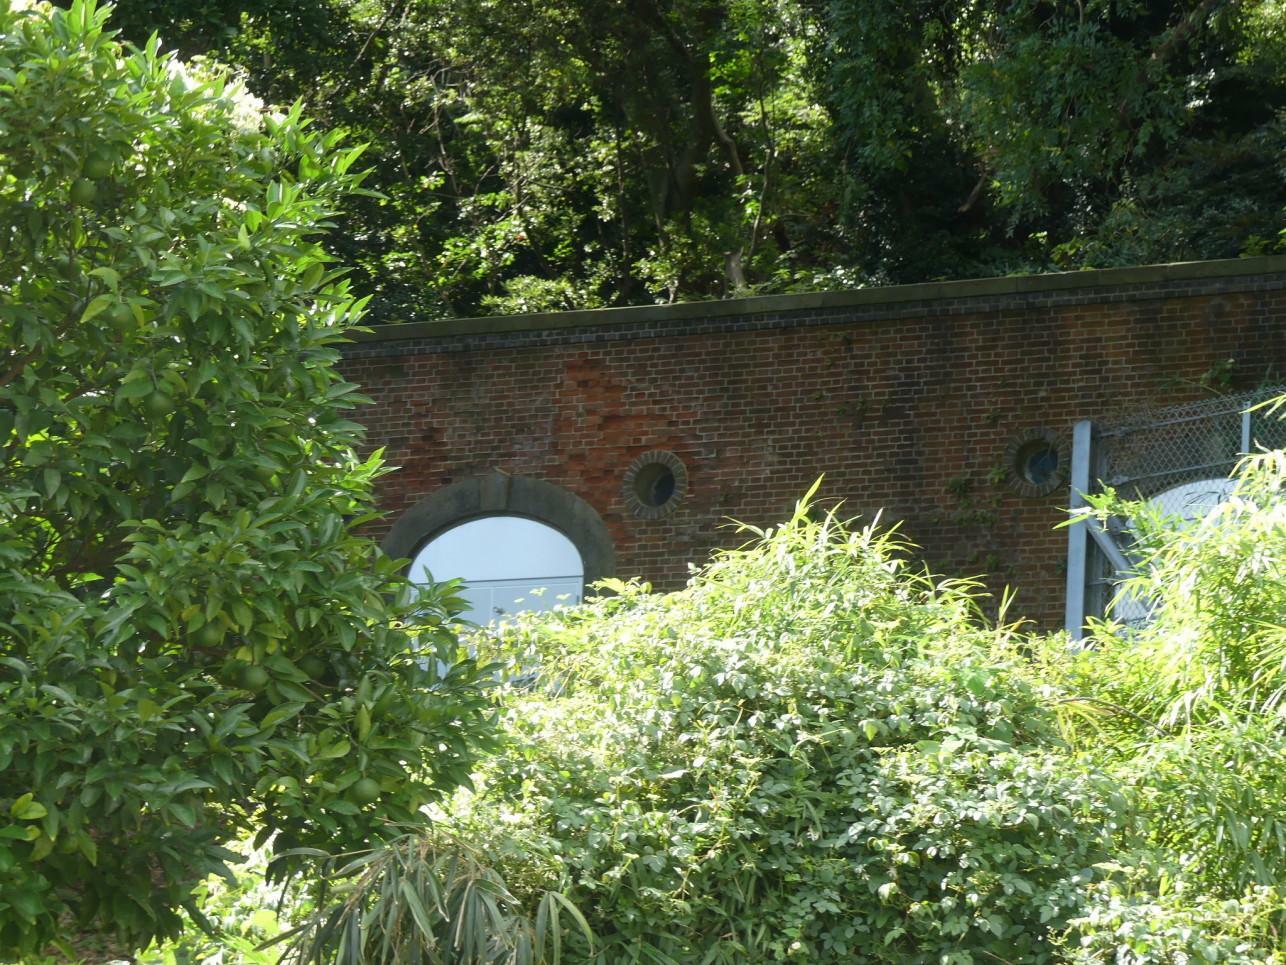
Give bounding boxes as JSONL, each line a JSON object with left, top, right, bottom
{"left": 340, "top": 257, "right": 1286, "bottom": 631}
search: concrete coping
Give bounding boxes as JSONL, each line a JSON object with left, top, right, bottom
{"left": 350, "top": 255, "right": 1286, "bottom": 344}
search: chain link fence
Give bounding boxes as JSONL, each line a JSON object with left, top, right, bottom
{"left": 1066, "top": 386, "right": 1286, "bottom": 635}
{"left": 1099, "top": 389, "right": 1286, "bottom": 511}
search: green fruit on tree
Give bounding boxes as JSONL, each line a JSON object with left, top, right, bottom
{"left": 69, "top": 178, "right": 98, "bottom": 205}
{"left": 299, "top": 655, "right": 327, "bottom": 679}
{"left": 349, "top": 778, "right": 381, "bottom": 806}
{"left": 82, "top": 153, "right": 113, "bottom": 179}
{"left": 105, "top": 301, "right": 134, "bottom": 330}
{"left": 196, "top": 623, "right": 223, "bottom": 648}
{"left": 239, "top": 665, "right": 269, "bottom": 692}
{"left": 143, "top": 390, "right": 172, "bottom": 418}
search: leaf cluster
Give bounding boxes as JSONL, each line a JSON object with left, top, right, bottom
{"left": 277, "top": 831, "right": 593, "bottom": 965}
{"left": 89, "top": 0, "right": 1286, "bottom": 318}
{"left": 410, "top": 500, "right": 1126, "bottom": 962}
{"left": 0, "top": 2, "right": 493, "bottom": 954}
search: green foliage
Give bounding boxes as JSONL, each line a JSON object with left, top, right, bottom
{"left": 1046, "top": 439, "right": 1286, "bottom": 909}
{"left": 135, "top": 452, "right": 1286, "bottom": 961}
{"left": 1034, "top": 406, "right": 1286, "bottom": 956}
{"left": 413, "top": 499, "right": 1125, "bottom": 962}
{"left": 88, "top": 0, "right": 1285, "bottom": 317}
{"left": 0, "top": 1, "right": 493, "bottom": 954}
{"left": 1059, "top": 868, "right": 1285, "bottom": 963}
{"left": 278, "top": 831, "right": 593, "bottom": 965}
{"left": 135, "top": 840, "right": 307, "bottom": 965}
{"left": 822, "top": 0, "right": 1286, "bottom": 281}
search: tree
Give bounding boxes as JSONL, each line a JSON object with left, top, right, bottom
{"left": 98, "top": 0, "right": 1286, "bottom": 319}
{"left": 95, "top": 0, "right": 1280, "bottom": 321}
{"left": 103, "top": 0, "right": 844, "bottom": 318}
{"left": 0, "top": 1, "right": 493, "bottom": 955}
{"left": 816, "top": 0, "right": 1286, "bottom": 280}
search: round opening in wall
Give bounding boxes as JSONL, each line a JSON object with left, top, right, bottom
{"left": 1017, "top": 440, "right": 1059, "bottom": 487}
{"left": 623, "top": 450, "right": 688, "bottom": 519}
{"left": 1004, "top": 428, "right": 1068, "bottom": 498}
{"left": 634, "top": 462, "right": 676, "bottom": 507}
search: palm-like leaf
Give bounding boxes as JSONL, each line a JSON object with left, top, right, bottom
{"left": 272, "top": 834, "right": 592, "bottom": 964}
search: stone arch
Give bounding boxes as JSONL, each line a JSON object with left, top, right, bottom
{"left": 382, "top": 472, "right": 615, "bottom": 585}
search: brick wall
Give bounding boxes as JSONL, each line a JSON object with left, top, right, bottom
{"left": 340, "top": 257, "right": 1286, "bottom": 631}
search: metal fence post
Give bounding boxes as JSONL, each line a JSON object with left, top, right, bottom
{"left": 1064, "top": 419, "right": 1095, "bottom": 640}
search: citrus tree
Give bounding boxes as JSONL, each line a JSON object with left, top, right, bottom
{"left": 0, "top": 0, "right": 492, "bottom": 955}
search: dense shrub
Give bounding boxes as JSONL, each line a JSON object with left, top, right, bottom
{"left": 395, "top": 499, "right": 1125, "bottom": 963}
{"left": 299, "top": 462, "right": 1286, "bottom": 963}
{"left": 210, "top": 456, "right": 1286, "bottom": 962}
{"left": 1042, "top": 433, "right": 1286, "bottom": 956}
{"left": 0, "top": 1, "right": 492, "bottom": 955}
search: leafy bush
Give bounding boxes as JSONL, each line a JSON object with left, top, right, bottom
{"left": 0, "top": 1, "right": 492, "bottom": 955}
{"left": 161, "top": 455, "right": 1286, "bottom": 962}
{"left": 402, "top": 495, "right": 1127, "bottom": 963}
{"left": 1054, "top": 439, "right": 1286, "bottom": 902}
{"left": 1035, "top": 410, "right": 1286, "bottom": 959}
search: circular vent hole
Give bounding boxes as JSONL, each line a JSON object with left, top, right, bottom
{"left": 633, "top": 462, "right": 677, "bottom": 508}
{"left": 1016, "top": 439, "right": 1060, "bottom": 487}
{"left": 623, "top": 450, "right": 688, "bottom": 519}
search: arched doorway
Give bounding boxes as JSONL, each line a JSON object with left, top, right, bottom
{"left": 384, "top": 473, "right": 614, "bottom": 624}
{"left": 409, "top": 515, "right": 585, "bottom": 624}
